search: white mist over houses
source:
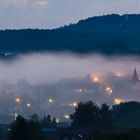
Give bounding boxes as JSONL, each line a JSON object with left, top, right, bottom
{"left": 75, "top": 68, "right": 140, "bottom": 105}
{"left": 0, "top": 54, "right": 139, "bottom": 122}
{"left": 0, "top": 67, "right": 139, "bottom": 123}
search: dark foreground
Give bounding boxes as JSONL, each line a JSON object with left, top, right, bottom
{"left": 1, "top": 101, "right": 140, "bottom": 140}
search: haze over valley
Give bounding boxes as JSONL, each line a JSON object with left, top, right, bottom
{"left": 0, "top": 53, "right": 139, "bottom": 122}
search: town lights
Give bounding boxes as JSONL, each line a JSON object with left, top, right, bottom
{"left": 48, "top": 98, "right": 54, "bottom": 104}
{"left": 64, "top": 114, "right": 70, "bottom": 119}
{"left": 15, "top": 98, "right": 21, "bottom": 104}
{"left": 105, "top": 86, "right": 113, "bottom": 95}
{"left": 69, "top": 102, "right": 78, "bottom": 107}
{"left": 114, "top": 98, "right": 124, "bottom": 105}
{"left": 90, "top": 74, "right": 103, "bottom": 84}
{"left": 26, "top": 103, "right": 31, "bottom": 108}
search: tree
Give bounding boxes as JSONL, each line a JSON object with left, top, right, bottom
{"left": 8, "top": 115, "right": 47, "bottom": 140}
{"left": 70, "top": 101, "right": 99, "bottom": 127}
{"left": 99, "top": 104, "right": 113, "bottom": 129}
{"left": 41, "top": 115, "right": 52, "bottom": 127}
{"left": 71, "top": 101, "right": 114, "bottom": 130}
{"left": 46, "top": 115, "right": 51, "bottom": 124}
{"left": 52, "top": 117, "right": 57, "bottom": 125}
{"left": 41, "top": 116, "right": 48, "bottom": 124}
{"left": 30, "top": 114, "right": 39, "bottom": 122}
{"left": 112, "top": 101, "right": 140, "bottom": 128}
{"left": 8, "top": 116, "right": 28, "bottom": 140}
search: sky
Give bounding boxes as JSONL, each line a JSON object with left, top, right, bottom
{"left": 0, "top": 0, "right": 140, "bottom": 29}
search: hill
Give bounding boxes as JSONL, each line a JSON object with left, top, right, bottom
{"left": 1, "top": 14, "right": 140, "bottom": 57}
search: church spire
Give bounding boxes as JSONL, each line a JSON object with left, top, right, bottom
{"left": 132, "top": 68, "right": 139, "bottom": 84}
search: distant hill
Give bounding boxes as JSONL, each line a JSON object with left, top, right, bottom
{"left": 1, "top": 14, "right": 140, "bottom": 57}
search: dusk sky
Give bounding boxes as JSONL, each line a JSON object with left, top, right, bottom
{"left": 0, "top": 0, "right": 140, "bottom": 29}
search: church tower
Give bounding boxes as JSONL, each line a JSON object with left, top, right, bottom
{"left": 132, "top": 68, "right": 140, "bottom": 85}
{"left": 132, "top": 68, "right": 140, "bottom": 86}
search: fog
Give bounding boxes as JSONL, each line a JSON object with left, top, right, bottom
{"left": 0, "top": 53, "right": 138, "bottom": 84}
{"left": 0, "top": 53, "right": 139, "bottom": 123}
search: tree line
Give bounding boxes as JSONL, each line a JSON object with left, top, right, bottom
{"left": 1, "top": 14, "right": 140, "bottom": 57}
{"left": 6, "top": 101, "right": 140, "bottom": 140}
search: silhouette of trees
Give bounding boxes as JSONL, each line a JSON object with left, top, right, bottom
{"left": 99, "top": 104, "right": 113, "bottom": 129}
{"left": 71, "top": 101, "right": 99, "bottom": 127}
{"left": 71, "top": 101, "right": 140, "bottom": 129}
{"left": 71, "top": 101, "right": 113, "bottom": 129}
{"left": 46, "top": 115, "right": 51, "bottom": 124}
{"left": 52, "top": 117, "right": 57, "bottom": 125}
{"left": 41, "top": 114, "right": 57, "bottom": 127}
{"left": 5, "top": 101, "right": 140, "bottom": 140}
{"left": 30, "top": 114, "right": 39, "bottom": 122}
{"left": 41, "top": 116, "right": 48, "bottom": 124}
{"left": 8, "top": 115, "right": 47, "bottom": 140}
{"left": 112, "top": 101, "right": 140, "bottom": 128}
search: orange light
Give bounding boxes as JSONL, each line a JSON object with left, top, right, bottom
{"left": 90, "top": 74, "right": 102, "bottom": 83}
{"left": 15, "top": 98, "right": 21, "bottom": 104}
{"left": 114, "top": 98, "right": 124, "bottom": 105}
{"left": 69, "top": 102, "right": 78, "bottom": 107}
{"left": 105, "top": 86, "right": 113, "bottom": 95}
{"left": 93, "top": 77, "right": 99, "bottom": 82}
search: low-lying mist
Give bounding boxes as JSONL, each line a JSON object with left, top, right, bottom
{"left": 0, "top": 53, "right": 138, "bottom": 84}
{"left": 0, "top": 52, "right": 139, "bottom": 122}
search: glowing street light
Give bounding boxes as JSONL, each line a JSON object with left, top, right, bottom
{"left": 64, "top": 114, "right": 70, "bottom": 119}
{"left": 105, "top": 86, "right": 113, "bottom": 96}
{"left": 114, "top": 98, "right": 124, "bottom": 105}
{"left": 73, "top": 102, "right": 78, "bottom": 107}
{"left": 15, "top": 98, "right": 21, "bottom": 104}
{"left": 26, "top": 103, "right": 31, "bottom": 108}
{"left": 92, "top": 77, "right": 99, "bottom": 83}
{"left": 90, "top": 74, "right": 103, "bottom": 84}
{"left": 48, "top": 98, "right": 54, "bottom": 104}
{"left": 69, "top": 102, "right": 78, "bottom": 107}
